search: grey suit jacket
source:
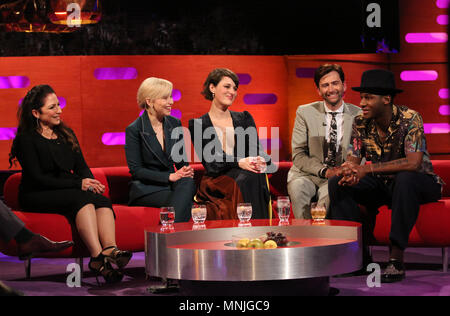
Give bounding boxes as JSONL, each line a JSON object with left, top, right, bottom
{"left": 288, "top": 101, "right": 362, "bottom": 185}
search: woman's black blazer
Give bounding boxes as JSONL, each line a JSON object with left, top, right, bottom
{"left": 125, "top": 111, "right": 189, "bottom": 204}
{"left": 15, "top": 130, "right": 92, "bottom": 194}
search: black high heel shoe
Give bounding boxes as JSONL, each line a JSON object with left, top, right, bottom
{"left": 102, "top": 246, "right": 132, "bottom": 269}
{"left": 88, "top": 253, "right": 123, "bottom": 286}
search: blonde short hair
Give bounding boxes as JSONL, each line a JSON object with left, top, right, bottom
{"left": 137, "top": 77, "right": 173, "bottom": 109}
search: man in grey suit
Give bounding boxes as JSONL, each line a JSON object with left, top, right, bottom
{"left": 287, "top": 64, "right": 361, "bottom": 219}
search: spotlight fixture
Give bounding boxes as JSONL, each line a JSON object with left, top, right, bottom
{"left": 0, "top": 0, "right": 101, "bottom": 33}
{"left": 48, "top": 0, "right": 101, "bottom": 26}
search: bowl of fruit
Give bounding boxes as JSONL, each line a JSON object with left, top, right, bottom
{"left": 231, "top": 231, "right": 291, "bottom": 249}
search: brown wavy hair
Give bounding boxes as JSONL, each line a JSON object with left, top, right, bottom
{"left": 9, "top": 84, "right": 80, "bottom": 168}
{"left": 314, "top": 64, "right": 345, "bottom": 88}
{"left": 201, "top": 68, "right": 240, "bottom": 101}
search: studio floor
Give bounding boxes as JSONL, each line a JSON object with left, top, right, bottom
{"left": 1, "top": 246, "right": 450, "bottom": 296}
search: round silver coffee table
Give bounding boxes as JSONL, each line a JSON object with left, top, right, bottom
{"left": 145, "top": 219, "right": 361, "bottom": 295}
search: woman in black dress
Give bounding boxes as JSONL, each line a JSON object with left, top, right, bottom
{"left": 189, "top": 68, "right": 273, "bottom": 220}
{"left": 9, "top": 85, "right": 131, "bottom": 284}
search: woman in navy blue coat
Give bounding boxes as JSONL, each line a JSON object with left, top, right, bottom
{"left": 125, "top": 78, "right": 196, "bottom": 222}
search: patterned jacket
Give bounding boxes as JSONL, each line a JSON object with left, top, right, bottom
{"left": 348, "top": 104, "right": 443, "bottom": 185}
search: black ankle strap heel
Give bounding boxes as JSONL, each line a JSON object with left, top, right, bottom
{"left": 102, "top": 246, "right": 132, "bottom": 270}
{"left": 88, "top": 253, "right": 123, "bottom": 286}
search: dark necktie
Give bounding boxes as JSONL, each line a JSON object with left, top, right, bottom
{"left": 325, "top": 112, "right": 338, "bottom": 167}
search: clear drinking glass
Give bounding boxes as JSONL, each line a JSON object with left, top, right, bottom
{"left": 160, "top": 207, "right": 175, "bottom": 226}
{"left": 191, "top": 205, "right": 207, "bottom": 224}
{"left": 311, "top": 202, "right": 326, "bottom": 222}
{"left": 277, "top": 196, "right": 290, "bottom": 222}
{"left": 237, "top": 203, "right": 252, "bottom": 223}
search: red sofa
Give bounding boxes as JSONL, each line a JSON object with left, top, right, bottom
{"left": 268, "top": 161, "right": 450, "bottom": 272}
{"left": 1, "top": 161, "right": 450, "bottom": 277}
{"left": 0, "top": 167, "right": 169, "bottom": 278}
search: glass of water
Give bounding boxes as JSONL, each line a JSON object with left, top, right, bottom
{"left": 237, "top": 203, "right": 252, "bottom": 223}
{"left": 160, "top": 207, "right": 175, "bottom": 226}
{"left": 191, "top": 204, "right": 207, "bottom": 224}
{"left": 277, "top": 196, "right": 290, "bottom": 222}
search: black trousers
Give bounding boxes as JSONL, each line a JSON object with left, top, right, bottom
{"left": 328, "top": 171, "right": 442, "bottom": 250}
{"left": 131, "top": 177, "right": 196, "bottom": 223}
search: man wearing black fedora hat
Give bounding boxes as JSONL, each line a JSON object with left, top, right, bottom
{"left": 328, "top": 69, "right": 443, "bottom": 283}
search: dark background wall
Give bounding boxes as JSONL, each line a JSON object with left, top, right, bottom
{"left": 0, "top": 0, "right": 448, "bottom": 173}
{"left": 0, "top": 0, "right": 399, "bottom": 56}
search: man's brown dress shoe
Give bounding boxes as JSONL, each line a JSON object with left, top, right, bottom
{"left": 0, "top": 281, "right": 24, "bottom": 296}
{"left": 17, "top": 234, "right": 74, "bottom": 260}
{"left": 381, "top": 259, "right": 405, "bottom": 283}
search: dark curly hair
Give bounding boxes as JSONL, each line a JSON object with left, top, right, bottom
{"left": 9, "top": 84, "right": 79, "bottom": 168}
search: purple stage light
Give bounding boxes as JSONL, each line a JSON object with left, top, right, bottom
{"left": 0, "top": 76, "right": 30, "bottom": 89}
{"left": 94, "top": 67, "right": 138, "bottom": 80}
{"left": 405, "top": 33, "right": 448, "bottom": 43}
{"left": 439, "top": 105, "right": 450, "bottom": 115}
{"left": 424, "top": 123, "right": 450, "bottom": 134}
{"left": 58, "top": 97, "right": 66, "bottom": 108}
{"left": 170, "top": 109, "right": 182, "bottom": 119}
{"left": 102, "top": 133, "right": 125, "bottom": 146}
{"left": 437, "top": 15, "right": 449, "bottom": 25}
{"left": 0, "top": 77, "right": 8, "bottom": 89}
{"left": 104, "top": 109, "right": 182, "bottom": 146}
{"left": 439, "top": 89, "right": 449, "bottom": 99}
{"left": 400, "top": 70, "right": 438, "bottom": 81}
{"left": 296, "top": 68, "right": 316, "bottom": 78}
{"left": 172, "top": 89, "right": 182, "bottom": 101}
{"left": 237, "top": 74, "right": 252, "bottom": 85}
{"left": 243, "top": 94, "right": 278, "bottom": 105}
{"left": 437, "top": 0, "right": 450, "bottom": 8}
{"left": 0, "top": 128, "right": 18, "bottom": 140}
